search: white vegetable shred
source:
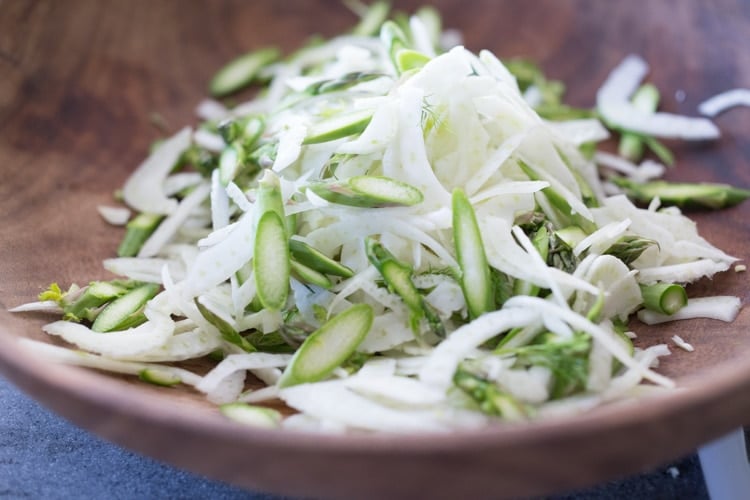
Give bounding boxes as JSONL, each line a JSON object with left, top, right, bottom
{"left": 11, "top": 7, "right": 746, "bottom": 433}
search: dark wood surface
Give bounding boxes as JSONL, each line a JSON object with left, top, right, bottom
{"left": 1, "top": 1, "right": 749, "bottom": 498}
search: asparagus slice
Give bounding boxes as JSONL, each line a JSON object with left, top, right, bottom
{"left": 139, "top": 368, "right": 181, "bottom": 387}
{"left": 612, "top": 177, "right": 750, "bottom": 209}
{"left": 91, "top": 283, "right": 160, "bottom": 332}
{"left": 307, "top": 175, "right": 423, "bottom": 208}
{"left": 453, "top": 368, "right": 527, "bottom": 420}
{"left": 209, "top": 47, "right": 280, "bottom": 97}
{"left": 253, "top": 211, "right": 290, "bottom": 311}
{"left": 218, "top": 115, "right": 265, "bottom": 145}
{"left": 220, "top": 403, "right": 282, "bottom": 428}
{"left": 39, "top": 281, "right": 132, "bottom": 323}
{"left": 278, "top": 304, "right": 373, "bottom": 388}
{"left": 117, "top": 212, "right": 163, "bottom": 257}
{"left": 290, "top": 260, "right": 333, "bottom": 289}
{"left": 195, "top": 298, "right": 256, "bottom": 352}
{"left": 303, "top": 109, "right": 374, "bottom": 144}
{"left": 251, "top": 170, "right": 291, "bottom": 311}
{"left": 218, "top": 144, "right": 241, "bottom": 186}
{"left": 280, "top": 72, "right": 383, "bottom": 110}
{"left": 255, "top": 170, "right": 286, "bottom": 222}
{"left": 512, "top": 225, "right": 549, "bottom": 298}
{"left": 289, "top": 239, "right": 354, "bottom": 278}
{"left": 640, "top": 283, "right": 688, "bottom": 315}
{"left": 365, "top": 237, "right": 444, "bottom": 336}
{"left": 452, "top": 188, "right": 493, "bottom": 317}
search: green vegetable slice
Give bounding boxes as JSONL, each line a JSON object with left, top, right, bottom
{"left": 289, "top": 239, "right": 354, "bottom": 278}
{"left": 63, "top": 281, "right": 132, "bottom": 322}
{"left": 139, "top": 368, "right": 181, "bottom": 387}
{"left": 379, "top": 20, "right": 409, "bottom": 73}
{"left": 365, "top": 237, "right": 444, "bottom": 336}
{"left": 218, "top": 144, "right": 241, "bottom": 186}
{"left": 452, "top": 188, "right": 493, "bottom": 318}
{"left": 612, "top": 177, "right": 750, "bottom": 209}
{"left": 303, "top": 109, "right": 374, "bottom": 144}
{"left": 278, "top": 303, "right": 374, "bottom": 387}
{"left": 640, "top": 283, "right": 688, "bottom": 315}
{"left": 117, "top": 212, "right": 163, "bottom": 257}
{"left": 209, "top": 47, "right": 280, "bottom": 97}
{"left": 253, "top": 211, "right": 290, "bottom": 311}
{"left": 396, "top": 49, "right": 431, "bottom": 72}
{"left": 195, "top": 298, "right": 256, "bottom": 352}
{"left": 307, "top": 175, "right": 423, "bottom": 208}
{"left": 454, "top": 368, "right": 528, "bottom": 420}
{"left": 290, "top": 260, "right": 333, "bottom": 289}
{"left": 220, "top": 402, "right": 282, "bottom": 428}
{"left": 91, "top": 283, "right": 160, "bottom": 332}
{"left": 512, "top": 225, "right": 549, "bottom": 298}
{"left": 255, "top": 170, "right": 286, "bottom": 223}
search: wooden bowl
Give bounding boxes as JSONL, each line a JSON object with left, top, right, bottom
{"left": 1, "top": 1, "right": 749, "bottom": 498}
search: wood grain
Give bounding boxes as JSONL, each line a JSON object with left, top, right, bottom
{"left": 1, "top": 1, "right": 749, "bottom": 498}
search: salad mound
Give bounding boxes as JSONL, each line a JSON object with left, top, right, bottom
{"left": 12, "top": 3, "right": 748, "bottom": 433}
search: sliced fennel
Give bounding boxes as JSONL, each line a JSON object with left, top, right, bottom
{"left": 11, "top": 4, "right": 748, "bottom": 434}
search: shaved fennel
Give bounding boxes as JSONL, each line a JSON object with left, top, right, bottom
{"left": 11, "top": 4, "right": 747, "bottom": 434}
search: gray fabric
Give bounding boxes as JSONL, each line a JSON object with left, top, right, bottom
{"left": 0, "top": 376, "right": 707, "bottom": 499}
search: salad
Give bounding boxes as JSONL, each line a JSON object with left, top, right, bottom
{"left": 11, "top": 2, "right": 749, "bottom": 433}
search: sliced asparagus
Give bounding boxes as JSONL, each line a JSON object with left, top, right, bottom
{"left": 307, "top": 175, "right": 423, "bottom": 207}
{"left": 253, "top": 211, "right": 290, "bottom": 311}
{"left": 612, "top": 177, "right": 750, "bottom": 209}
{"left": 365, "top": 237, "right": 444, "bottom": 336}
{"left": 453, "top": 368, "right": 527, "bottom": 420}
{"left": 195, "top": 298, "right": 256, "bottom": 352}
{"left": 452, "top": 188, "right": 493, "bottom": 317}
{"left": 220, "top": 402, "right": 282, "bottom": 428}
{"left": 255, "top": 170, "right": 286, "bottom": 223}
{"left": 218, "top": 115, "right": 265, "bottom": 145}
{"left": 91, "top": 283, "right": 160, "bottom": 332}
{"left": 139, "top": 368, "right": 181, "bottom": 387}
{"left": 512, "top": 225, "right": 549, "bottom": 298}
{"left": 289, "top": 239, "right": 354, "bottom": 278}
{"left": 117, "top": 212, "right": 163, "bottom": 257}
{"left": 640, "top": 283, "right": 688, "bottom": 315}
{"left": 278, "top": 304, "right": 373, "bottom": 387}
{"left": 209, "top": 47, "right": 280, "bottom": 97}
{"left": 40, "top": 281, "right": 135, "bottom": 323}
{"left": 290, "top": 260, "right": 333, "bottom": 289}
{"left": 379, "top": 20, "right": 409, "bottom": 73}
{"left": 303, "top": 109, "right": 374, "bottom": 144}
{"left": 218, "top": 144, "right": 241, "bottom": 186}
